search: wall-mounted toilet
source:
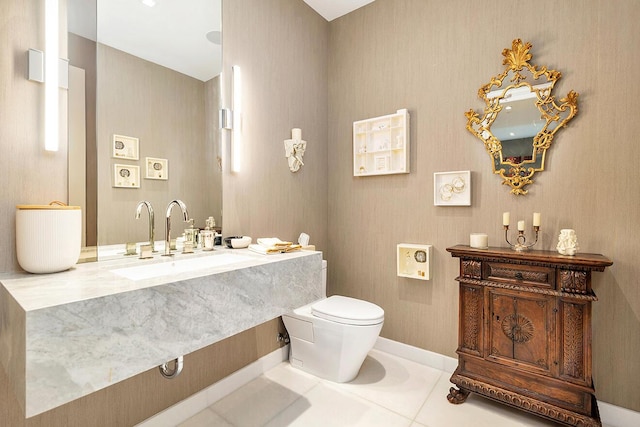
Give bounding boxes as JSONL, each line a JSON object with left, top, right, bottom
{"left": 282, "top": 261, "right": 384, "bottom": 382}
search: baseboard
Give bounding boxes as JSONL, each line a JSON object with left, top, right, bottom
{"left": 374, "top": 337, "right": 640, "bottom": 427}
{"left": 374, "top": 336, "right": 459, "bottom": 373}
{"left": 136, "top": 345, "right": 290, "bottom": 427}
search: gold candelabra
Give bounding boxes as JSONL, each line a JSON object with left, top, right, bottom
{"left": 504, "top": 224, "right": 539, "bottom": 252}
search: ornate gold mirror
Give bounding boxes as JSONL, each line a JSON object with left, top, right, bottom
{"left": 465, "top": 39, "right": 578, "bottom": 195}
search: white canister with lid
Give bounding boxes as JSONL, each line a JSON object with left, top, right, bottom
{"left": 16, "top": 203, "right": 82, "bottom": 273}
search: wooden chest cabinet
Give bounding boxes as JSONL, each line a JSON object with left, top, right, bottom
{"left": 446, "top": 245, "right": 612, "bottom": 427}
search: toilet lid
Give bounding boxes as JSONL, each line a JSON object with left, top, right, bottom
{"left": 311, "top": 296, "right": 384, "bottom": 326}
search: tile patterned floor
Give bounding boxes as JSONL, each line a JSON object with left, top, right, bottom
{"left": 178, "top": 349, "right": 609, "bottom": 427}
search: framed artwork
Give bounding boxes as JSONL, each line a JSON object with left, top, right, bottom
{"left": 113, "top": 164, "right": 140, "bottom": 188}
{"left": 145, "top": 157, "right": 168, "bottom": 180}
{"left": 112, "top": 134, "right": 139, "bottom": 160}
{"left": 396, "top": 243, "right": 432, "bottom": 280}
{"left": 353, "top": 109, "right": 410, "bottom": 176}
{"left": 434, "top": 170, "right": 471, "bottom": 206}
{"left": 374, "top": 155, "right": 391, "bottom": 173}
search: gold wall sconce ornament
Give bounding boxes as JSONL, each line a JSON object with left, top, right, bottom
{"left": 465, "top": 39, "right": 579, "bottom": 195}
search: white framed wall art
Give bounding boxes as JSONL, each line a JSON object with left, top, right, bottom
{"left": 145, "top": 157, "right": 168, "bottom": 180}
{"left": 113, "top": 164, "right": 140, "bottom": 188}
{"left": 434, "top": 170, "right": 471, "bottom": 206}
{"left": 112, "top": 134, "right": 139, "bottom": 160}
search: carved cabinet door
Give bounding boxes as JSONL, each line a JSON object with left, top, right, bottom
{"left": 487, "top": 289, "right": 556, "bottom": 375}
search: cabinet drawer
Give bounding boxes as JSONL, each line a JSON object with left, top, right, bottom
{"left": 484, "top": 262, "right": 555, "bottom": 289}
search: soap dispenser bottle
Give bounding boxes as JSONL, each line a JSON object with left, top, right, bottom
{"left": 201, "top": 216, "right": 215, "bottom": 251}
{"left": 183, "top": 219, "right": 198, "bottom": 253}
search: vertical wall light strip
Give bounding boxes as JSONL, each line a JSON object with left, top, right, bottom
{"left": 44, "top": 0, "right": 59, "bottom": 152}
{"left": 231, "top": 65, "right": 242, "bottom": 172}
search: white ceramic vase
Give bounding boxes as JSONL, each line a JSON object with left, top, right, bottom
{"left": 16, "top": 204, "right": 81, "bottom": 273}
{"left": 556, "top": 229, "right": 579, "bottom": 256}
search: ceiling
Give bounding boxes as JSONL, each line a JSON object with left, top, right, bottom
{"left": 68, "top": 0, "right": 372, "bottom": 82}
{"left": 97, "top": 0, "right": 222, "bottom": 82}
{"left": 304, "top": 0, "right": 375, "bottom": 21}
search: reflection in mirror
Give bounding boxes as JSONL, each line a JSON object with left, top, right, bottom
{"left": 491, "top": 87, "right": 545, "bottom": 171}
{"left": 67, "top": 0, "right": 222, "bottom": 260}
{"left": 465, "top": 39, "right": 578, "bottom": 195}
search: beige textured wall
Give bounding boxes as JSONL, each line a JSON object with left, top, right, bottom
{"left": 221, "top": 0, "right": 329, "bottom": 251}
{"left": 96, "top": 44, "right": 219, "bottom": 245}
{"left": 327, "top": 0, "right": 640, "bottom": 411}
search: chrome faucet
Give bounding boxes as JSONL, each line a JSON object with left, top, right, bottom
{"left": 163, "top": 199, "right": 189, "bottom": 256}
{"left": 135, "top": 201, "right": 156, "bottom": 252}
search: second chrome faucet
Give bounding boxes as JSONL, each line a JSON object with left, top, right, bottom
{"left": 164, "top": 199, "right": 189, "bottom": 256}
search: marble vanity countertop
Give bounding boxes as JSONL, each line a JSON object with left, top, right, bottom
{"left": 0, "top": 248, "right": 323, "bottom": 417}
{"left": 0, "top": 247, "right": 314, "bottom": 311}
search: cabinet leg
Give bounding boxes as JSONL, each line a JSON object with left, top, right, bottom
{"left": 447, "top": 386, "right": 470, "bottom": 404}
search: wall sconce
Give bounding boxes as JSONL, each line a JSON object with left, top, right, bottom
{"left": 231, "top": 65, "right": 242, "bottom": 172}
{"left": 219, "top": 108, "right": 233, "bottom": 130}
{"left": 28, "top": 0, "right": 68, "bottom": 152}
{"left": 218, "top": 66, "right": 242, "bottom": 172}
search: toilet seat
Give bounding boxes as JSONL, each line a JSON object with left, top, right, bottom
{"left": 311, "top": 295, "right": 384, "bottom": 326}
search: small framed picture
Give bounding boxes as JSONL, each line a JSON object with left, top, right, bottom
{"left": 112, "top": 134, "right": 139, "bottom": 160}
{"left": 145, "top": 157, "right": 168, "bottom": 180}
{"left": 113, "top": 164, "right": 140, "bottom": 188}
{"left": 374, "top": 155, "right": 390, "bottom": 172}
{"left": 434, "top": 170, "right": 471, "bottom": 206}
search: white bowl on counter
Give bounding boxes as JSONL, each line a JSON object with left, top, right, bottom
{"left": 224, "top": 236, "right": 252, "bottom": 249}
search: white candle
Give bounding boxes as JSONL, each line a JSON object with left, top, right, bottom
{"left": 470, "top": 233, "right": 488, "bottom": 249}
{"left": 503, "top": 212, "right": 510, "bottom": 226}
{"left": 517, "top": 220, "right": 525, "bottom": 231}
{"left": 292, "top": 128, "right": 302, "bottom": 140}
{"left": 533, "top": 212, "right": 541, "bottom": 227}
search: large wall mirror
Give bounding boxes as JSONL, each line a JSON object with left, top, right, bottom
{"left": 67, "top": 0, "right": 223, "bottom": 260}
{"left": 465, "top": 39, "right": 578, "bottom": 195}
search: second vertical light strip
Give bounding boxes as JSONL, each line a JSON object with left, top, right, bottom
{"left": 231, "top": 65, "right": 242, "bottom": 172}
{"left": 44, "top": 0, "right": 59, "bottom": 152}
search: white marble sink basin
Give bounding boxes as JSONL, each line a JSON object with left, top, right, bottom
{"left": 111, "top": 253, "right": 254, "bottom": 281}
